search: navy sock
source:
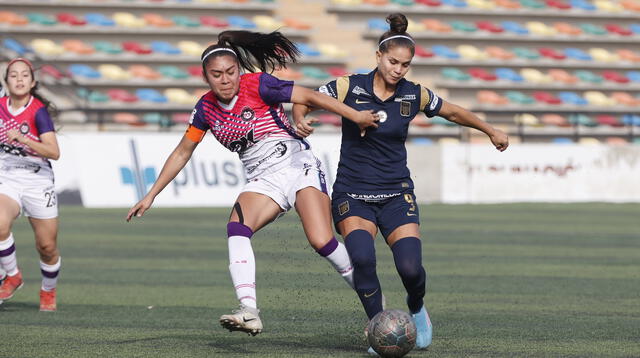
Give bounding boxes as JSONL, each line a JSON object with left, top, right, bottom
{"left": 391, "top": 237, "right": 426, "bottom": 314}
{"left": 344, "top": 229, "right": 383, "bottom": 320}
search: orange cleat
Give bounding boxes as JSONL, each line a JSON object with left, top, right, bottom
{"left": 0, "top": 272, "right": 23, "bottom": 301}
{"left": 40, "top": 289, "right": 57, "bottom": 312}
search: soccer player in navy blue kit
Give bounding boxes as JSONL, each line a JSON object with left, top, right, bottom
{"left": 293, "top": 13, "right": 509, "bottom": 354}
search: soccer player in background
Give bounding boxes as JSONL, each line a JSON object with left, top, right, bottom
{"left": 0, "top": 58, "right": 62, "bottom": 311}
{"left": 126, "top": 30, "right": 379, "bottom": 336}
{"left": 293, "top": 13, "right": 509, "bottom": 354}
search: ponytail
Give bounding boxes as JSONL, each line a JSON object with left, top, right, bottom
{"left": 201, "top": 30, "right": 300, "bottom": 73}
{"left": 378, "top": 13, "right": 415, "bottom": 55}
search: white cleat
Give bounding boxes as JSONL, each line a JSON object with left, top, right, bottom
{"left": 219, "top": 304, "right": 263, "bottom": 336}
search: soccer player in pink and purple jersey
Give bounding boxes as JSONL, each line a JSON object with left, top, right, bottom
{"left": 126, "top": 30, "right": 379, "bottom": 335}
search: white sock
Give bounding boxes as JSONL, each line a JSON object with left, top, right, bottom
{"left": 41, "top": 257, "right": 61, "bottom": 292}
{"left": 0, "top": 233, "right": 19, "bottom": 276}
{"left": 228, "top": 235, "right": 257, "bottom": 309}
{"left": 318, "top": 239, "right": 355, "bottom": 289}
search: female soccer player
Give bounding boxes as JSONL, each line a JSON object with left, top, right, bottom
{"left": 126, "top": 30, "right": 378, "bottom": 336}
{"left": 0, "top": 58, "right": 61, "bottom": 311}
{"left": 293, "top": 13, "right": 509, "bottom": 352}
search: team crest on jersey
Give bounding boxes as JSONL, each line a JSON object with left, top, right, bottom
{"left": 240, "top": 107, "right": 255, "bottom": 121}
{"left": 19, "top": 123, "right": 30, "bottom": 134}
{"left": 400, "top": 101, "right": 411, "bottom": 116}
{"left": 338, "top": 201, "right": 350, "bottom": 216}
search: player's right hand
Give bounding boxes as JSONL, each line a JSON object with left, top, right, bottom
{"left": 294, "top": 116, "right": 318, "bottom": 138}
{"left": 126, "top": 196, "right": 154, "bottom": 222}
{"left": 355, "top": 110, "right": 379, "bottom": 137}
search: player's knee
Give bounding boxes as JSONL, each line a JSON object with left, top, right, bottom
{"left": 0, "top": 226, "right": 10, "bottom": 240}
{"left": 36, "top": 241, "right": 58, "bottom": 260}
{"left": 345, "top": 229, "right": 376, "bottom": 268}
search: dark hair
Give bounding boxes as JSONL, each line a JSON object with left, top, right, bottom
{"left": 378, "top": 13, "right": 415, "bottom": 56}
{"left": 201, "top": 30, "right": 300, "bottom": 74}
{"left": 4, "top": 60, "right": 58, "bottom": 123}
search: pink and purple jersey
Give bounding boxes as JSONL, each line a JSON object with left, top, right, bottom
{"left": 185, "top": 72, "right": 303, "bottom": 152}
{"left": 0, "top": 96, "right": 54, "bottom": 166}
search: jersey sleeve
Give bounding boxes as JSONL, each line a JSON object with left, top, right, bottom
{"left": 258, "top": 73, "right": 294, "bottom": 105}
{"left": 420, "top": 86, "right": 443, "bottom": 117}
{"left": 185, "top": 102, "right": 209, "bottom": 143}
{"left": 35, "top": 107, "right": 55, "bottom": 135}
{"left": 317, "top": 76, "right": 349, "bottom": 103}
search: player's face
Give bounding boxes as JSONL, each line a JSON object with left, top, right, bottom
{"left": 5, "top": 61, "right": 35, "bottom": 98}
{"left": 376, "top": 46, "right": 413, "bottom": 86}
{"left": 203, "top": 55, "right": 241, "bottom": 104}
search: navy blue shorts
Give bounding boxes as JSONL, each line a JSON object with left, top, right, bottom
{"left": 331, "top": 190, "right": 420, "bottom": 239}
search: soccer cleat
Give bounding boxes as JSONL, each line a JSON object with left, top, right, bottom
{"left": 0, "top": 272, "right": 23, "bottom": 301}
{"left": 367, "top": 346, "right": 379, "bottom": 356}
{"left": 412, "top": 305, "right": 433, "bottom": 349}
{"left": 40, "top": 289, "right": 57, "bottom": 312}
{"left": 219, "top": 304, "right": 263, "bottom": 336}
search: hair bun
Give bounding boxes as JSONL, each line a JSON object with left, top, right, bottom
{"left": 386, "top": 13, "right": 408, "bottom": 34}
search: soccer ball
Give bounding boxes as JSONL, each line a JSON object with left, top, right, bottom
{"left": 367, "top": 309, "right": 416, "bottom": 358}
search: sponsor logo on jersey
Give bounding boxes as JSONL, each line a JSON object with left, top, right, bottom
{"left": 19, "top": 123, "right": 30, "bottom": 134}
{"left": 430, "top": 94, "right": 440, "bottom": 111}
{"left": 240, "top": 107, "right": 255, "bottom": 121}
{"left": 352, "top": 86, "right": 370, "bottom": 97}
{"left": 229, "top": 129, "right": 258, "bottom": 153}
{"left": 394, "top": 94, "right": 416, "bottom": 101}
{"left": 245, "top": 141, "right": 288, "bottom": 174}
{"left": 355, "top": 99, "right": 370, "bottom": 104}
{"left": 189, "top": 108, "right": 197, "bottom": 124}
{"left": 400, "top": 101, "right": 411, "bottom": 116}
{"left": 347, "top": 192, "right": 402, "bottom": 202}
{"left": 377, "top": 110, "right": 388, "bottom": 123}
{"left": 318, "top": 85, "right": 335, "bottom": 98}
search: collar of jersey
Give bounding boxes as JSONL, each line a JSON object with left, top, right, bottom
{"left": 7, "top": 95, "right": 34, "bottom": 117}
{"left": 217, "top": 94, "right": 239, "bottom": 111}
{"left": 365, "top": 69, "right": 406, "bottom": 103}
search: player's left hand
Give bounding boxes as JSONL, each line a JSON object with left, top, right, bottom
{"left": 489, "top": 129, "right": 509, "bottom": 152}
{"left": 295, "top": 116, "right": 318, "bottom": 138}
{"left": 6, "top": 129, "right": 23, "bottom": 143}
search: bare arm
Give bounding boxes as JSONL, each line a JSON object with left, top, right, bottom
{"left": 290, "top": 86, "right": 378, "bottom": 137}
{"left": 126, "top": 135, "right": 199, "bottom": 221}
{"left": 7, "top": 129, "right": 60, "bottom": 160}
{"left": 438, "top": 100, "right": 509, "bottom": 151}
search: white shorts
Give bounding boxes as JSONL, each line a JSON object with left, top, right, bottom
{"left": 0, "top": 167, "right": 58, "bottom": 219}
{"left": 242, "top": 149, "right": 328, "bottom": 212}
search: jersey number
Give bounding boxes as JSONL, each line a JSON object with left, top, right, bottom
{"left": 404, "top": 194, "right": 417, "bottom": 216}
{"left": 44, "top": 191, "right": 57, "bottom": 208}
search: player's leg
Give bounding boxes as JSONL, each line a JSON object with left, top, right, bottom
{"left": 28, "top": 217, "right": 60, "bottom": 311}
{"left": 220, "top": 191, "right": 282, "bottom": 335}
{"left": 0, "top": 194, "right": 22, "bottom": 302}
{"left": 295, "top": 186, "right": 355, "bottom": 289}
{"left": 383, "top": 192, "right": 432, "bottom": 349}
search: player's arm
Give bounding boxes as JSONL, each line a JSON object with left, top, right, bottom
{"left": 126, "top": 134, "right": 199, "bottom": 221}
{"left": 7, "top": 129, "right": 60, "bottom": 160}
{"left": 438, "top": 101, "right": 509, "bottom": 152}
{"left": 290, "top": 85, "right": 378, "bottom": 137}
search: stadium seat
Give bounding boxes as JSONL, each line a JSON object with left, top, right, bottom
{"left": 391, "top": 0, "right": 416, "bottom": 5}
{"left": 423, "top": 19, "right": 452, "bottom": 32}
{"left": 158, "top": 65, "right": 189, "bottom": 79}
{"left": 114, "top": 112, "right": 144, "bottom": 126}
{"left": 283, "top": 18, "right": 311, "bottom": 30}
{"left": 442, "top": 0, "right": 468, "bottom": 6}
{"left": 187, "top": 65, "right": 202, "bottom": 77}
{"left": 151, "top": 41, "right": 181, "bottom": 55}
{"left": 539, "top": 47, "right": 566, "bottom": 60}
{"left": 574, "top": 70, "right": 603, "bottom": 83}
{"left": 172, "top": 113, "right": 192, "bottom": 124}
{"left": 501, "top": 21, "right": 529, "bottom": 35}
{"left": 468, "top": 67, "right": 497, "bottom": 81}
{"left": 177, "top": 41, "right": 204, "bottom": 56}
{"left": 0, "top": 11, "right": 28, "bottom": 25}
{"left": 486, "top": 46, "right": 515, "bottom": 60}
{"left": 164, "top": 88, "right": 196, "bottom": 104}
{"left": 40, "top": 65, "right": 65, "bottom": 80}
{"left": 57, "top": 12, "right": 86, "bottom": 26}
{"left": 495, "top": 68, "right": 524, "bottom": 82}
{"left": 541, "top": 113, "right": 570, "bottom": 126}
{"left": 505, "top": 91, "right": 535, "bottom": 104}
{"left": 622, "top": 114, "right": 640, "bottom": 126}
{"left": 605, "top": 24, "right": 632, "bottom": 36}
{"left": 602, "top": 70, "right": 629, "bottom": 83}
{"left": 605, "top": 137, "right": 628, "bottom": 145}
{"left": 85, "top": 13, "right": 115, "bottom": 26}
{"left": 533, "top": 91, "right": 562, "bottom": 104}
{"left": 107, "top": 89, "right": 138, "bottom": 103}
{"left": 495, "top": 0, "right": 521, "bottom": 8}
{"left": 27, "top": 13, "right": 57, "bottom": 26}
{"left": 578, "top": 137, "right": 601, "bottom": 145}
{"left": 368, "top": 18, "right": 389, "bottom": 31}
{"left": 143, "top": 112, "right": 171, "bottom": 127}
{"left": 570, "top": 0, "right": 596, "bottom": 10}
{"left": 622, "top": 0, "right": 640, "bottom": 11}
{"left": 3, "top": 38, "right": 30, "bottom": 56}
{"left": 554, "top": 22, "right": 582, "bottom": 35}
{"left": 512, "top": 47, "right": 540, "bottom": 59}
{"left": 31, "top": 39, "right": 64, "bottom": 55}
{"left": 416, "top": 0, "right": 442, "bottom": 6}
{"left": 122, "top": 41, "right": 153, "bottom": 55}
{"left": 611, "top": 92, "right": 640, "bottom": 106}
{"left": 227, "top": 15, "right": 256, "bottom": 29}
{"left": 327, "top": 67, "right": 349, "bottom": 77}
{"left": 548, "top": 69, "right": 578, "bottom": 84}
{"left": 318, "top": 43, "right": 348, "bottom": 58}
{"left": 564, "top": 48, "right": 592, "bottom": 61}
{"left": 476, "top": 21, "right": 503, "bottom": 33}
{"left": 143, "top": 13, "right": 174, "bottom": 27}
{"left": 317, "top": 113, "right": 342, "bottom": 126}
{"left": 596, "top": 115, "right": 623, "bottom": 126}
{"left": 253, "top": 15, "right": 284, "bottom": 31}
{"left": 62, "top": 39, "right": 95, "bottom": 55}
{"left": 617, "top": 49, "right": 640, "bottom": 62}
{"left": 580, "top": 23, "right": 607, "bottom": 35}
{"left": 136, "top": 89, "right": 167, "bottom": 103}
{"left": 450, "top": 20, "right": 477, "bottom": 32}
{"left": 296, "top": 43, "right": 321, "bottom": 57}
{"left": 527, "top": 21, "right": 556, "bottom": 36}
{"left": 129, "top": 65, "right": 162, "bottom": 80}
{"left": 552, "top": 137, "right": 573, "bottom": 144}
{"left": 546, "top": 0, "right": 571, "bottom": 9}
{"left": 411, "top": 138, "right": 434, "bottom": 145}
{"left": 521, "top": 68, "right": 550, "bottom": 83}
{"left": 595, "top": 0, "right": 623, "bottom": 12}
{"left": 430, "top": 116, "right": 457, "bottom": 126}
{"left": 301, "top": 66, "right": 331, "bottom": 80}
{"left": 631, "top": 24, "right": 640, "bottom": 34}
{"left": 273, "top": 67, "right": 303, "bottom": 80}
{"left": 476, "top": 90, "right": 508, "bottom": 105}
{"left": 113, "top": 12, "right": 145, "bottom": 28}
{"left": 172, "top": 15, "right": 200, "bottom": 27}
{"left": 589, "top": 48, "right": 618, "bottom": 62}
{"left": 514, "top": 113, "right": 540, "bottom": 126}
{"left": 520, "top": 0, "right": 546, "bottom": 9}
{"left": 69, "top": 64, "right": 101, "bottom": 78}
{"left": 441, "top": 67, "right": 471, "bottom": 81}
{"left": 414, "top": 44, "right": 434, "bottom": 58}
{"left": 98, "top": 64, "right": 131, "bottom": 80}
{"left": 584, "top": 91, "right": 615, "bottom": 106}
{"left": 628, "top": 71, "right": 640, "bottom": 82}
{"left": 438, "top": 137, "right": 460, "bottom": 144}
{"left": 457, "top": 45, "right": 487, "bottom": 60}
{"left": 200, "top": 15, "right": 229, "bottom": 28}
{"left": 468, "top": 0, "right": 495, "bottom": 8}
{"left": 93, "top": 41, "right": 123, "bottom": 54}
{"left": 432, "top": 45, "right": 460, "bottom": 59}
{"left": 558, "top": 91, "right": 588, "bottom": 105}
{"left": 87, "top": 90, "right": 110, "bottom": 103}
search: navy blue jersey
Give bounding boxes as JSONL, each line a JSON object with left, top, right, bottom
{"left": 319, "top": 69, "right": 442, "bottom": 195}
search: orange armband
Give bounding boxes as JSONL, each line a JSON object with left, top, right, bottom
{"left": 185, "top": 124, "right": 206, "bottom": 143}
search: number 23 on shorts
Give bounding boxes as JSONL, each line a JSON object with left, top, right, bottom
{"left": 404, "top": 193, "right": 417, "bottom": 216}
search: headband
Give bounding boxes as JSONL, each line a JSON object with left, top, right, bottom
{"left": 201, "top": 48, "right": 237, "bottom": 62}
{"left": 6, "top": 57, "right": 35, "bottom": 72}
{"left": 378, "top": 35, "right": 415, "bottom": 47}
